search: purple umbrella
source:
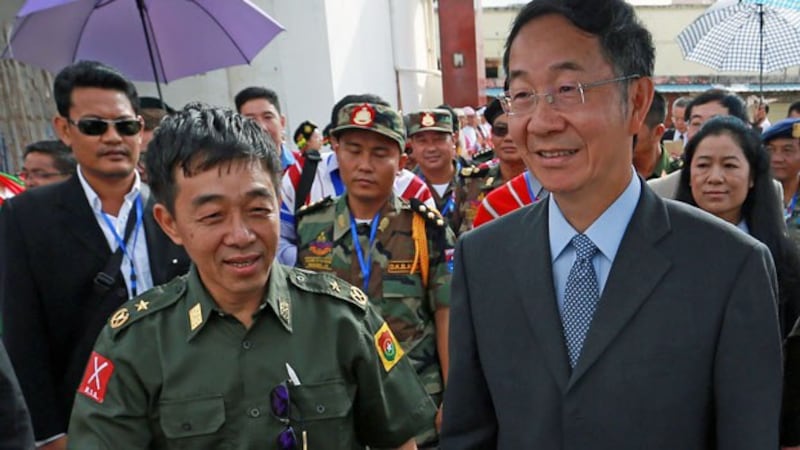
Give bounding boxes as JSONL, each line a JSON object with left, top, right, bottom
{"left": 3, "top": 0, "right": 284, "bottom": 101}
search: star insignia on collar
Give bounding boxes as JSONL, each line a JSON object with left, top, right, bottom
{"left": 330, "top": 280, "right": 341, "bottom": 293}
{"left": 135, "top": 300, "right": 149, "bottom": 312}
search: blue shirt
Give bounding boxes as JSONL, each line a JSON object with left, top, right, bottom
{"left": 280, "top": 143, "right": 296, "bottom": 171}
{"left": 549, "top": 170, "right": 641, "bottom": 314}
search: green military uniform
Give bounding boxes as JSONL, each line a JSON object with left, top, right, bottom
{"left": 68, "top": 264, "right": 436, "bottom": 449}
{"left": 294, "top": 194, "right": 455, "bottom": 443}
{"left": 456, "top": 163, "right": 504, "bottom": 235}
{"left": 648, "top": 144, "right": 682, "bottom": 180}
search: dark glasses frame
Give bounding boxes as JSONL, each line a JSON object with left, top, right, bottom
{"left": 68, "top": 117, "right": 143, "bottom": 137}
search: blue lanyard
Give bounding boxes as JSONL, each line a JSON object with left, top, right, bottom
{"left": 441, "top": 195, "right": 455, "bottom": 216}
{"left": 100, "top": 195, "right": 143, "bottom": 297}
{"left": 349, "top": 212, "right": 380, "bottom": 292}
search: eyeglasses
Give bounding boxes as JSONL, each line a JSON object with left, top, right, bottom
{"left": 492, "top": 123, "right": 509, "bottom": 138}
{"left": 17, "top": 170, "right": 66, "bottom": 181}
{"left": 68, "top": 117, "right": 142, "bottom": 136}
{"left": 271, "top": 383, "right": 298, "bottom": 450}
{"left": 499, "top": 74, "right": 641, "bottom": 116}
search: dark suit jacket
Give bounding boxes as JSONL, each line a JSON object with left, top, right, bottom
{"left": 441, "top": 182, "right": 783, "bottom": 449}
{"left": 0, "top": 176, "right": 190, "bottom": 441}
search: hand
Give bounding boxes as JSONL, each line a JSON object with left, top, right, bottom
{"left": 39, "top": 436, "right": 67, "bottom": 450}
{"left": 435, "top": 403, "right": 443, "bottom": 433}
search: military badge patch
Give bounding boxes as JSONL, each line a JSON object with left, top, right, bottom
{"left": 351, "top": 103, "right": 376, "bottom": 127}
{"left": 78, "top": 351, "right": 114, "bottom": 403}
{"left": 421, "top": 112, "right": 435, "bottom": 127}
{"left": 374, "top": 322, "right": 405, "bottom": 372}
{"left": 387, "top": 260, "right": 415, "bottom": 274}
{"left": 309, "top": 232, "right": 333, "bottom": 256}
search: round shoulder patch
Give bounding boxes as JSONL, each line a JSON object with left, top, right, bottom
{"left": 109, "top": 308, "right": 130, "bottom": 329}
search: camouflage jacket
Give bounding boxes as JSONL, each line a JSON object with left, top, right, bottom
{"left": 786, "top": 190, "right": 800, "bottom": 248}
{"left": 456, "top": 163, "right": 505, "bottom": 235}
{"left": 295, "top": 194, "right": 455, "bottom": 397}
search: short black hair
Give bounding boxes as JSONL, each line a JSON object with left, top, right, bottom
{"left": 788, "top": 101, "right": 800, "bottom": 117}
{"left": 145, "top": 103, "right": 281, "bottom": 213}
{"left": 234, "top": 87, "right": 282, "bottom": 114}
{"left": 23, "top": 140, "right": 76, "bottom": 175}
{"left": 645, "top": 92, "right": 666, "bottom": 128}
{"left": 53, "top": 61, "right": 139, "bottom": 118}
{"left": 329, "top": 94, "right": 389, "bottom": 128}
{"left": 503, "top": 0, "right": 654, "bottom": 79}
{"left": 685, "top": 89, "right": 748, "bottom": 123}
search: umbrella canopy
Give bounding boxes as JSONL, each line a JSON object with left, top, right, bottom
{"left": 2, "top": 0, "right": 284, "bottom": 84}
{"left": 677, "top": 0, "right": 800, "bottom": 73}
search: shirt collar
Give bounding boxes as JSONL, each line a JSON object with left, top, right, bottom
{"left": 332, "top": 194, "right": 402, "bottom": 241}
{"left": 77, "top": 165, "right": 141, "bottom": 213}
{"left": 549, "top": 168, "right": 641, "bottom": 262}
{"left": 185, "top": 263, "right": 293, "bottom": 341}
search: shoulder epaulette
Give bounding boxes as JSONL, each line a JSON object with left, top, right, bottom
{"left": 287, "top": 268, "right": 367, "bottom": 311}
{"left": 409, "top": 198, "right": 446, "bottom": 228}
{"left": 296, "top": 196, "right": 334, "bottom": 217}
{"left": 107, "top": 275, "right": 188, "bottom": 338}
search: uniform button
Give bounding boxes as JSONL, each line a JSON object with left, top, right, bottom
{"left": 242, "top": 340, "right": 252, "bottom": 350}
{"left": 181, "top": 422, "right": 192, "bottom": 431}
{"left": 248, "top": 407, "right": 261, "bottom": 418}
{"left": 316, "top": 404, "right": 326, "bottom": 414}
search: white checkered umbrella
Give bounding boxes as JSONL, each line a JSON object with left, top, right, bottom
{"left": 677, "top": 0, "right": 800, "bottom": 78}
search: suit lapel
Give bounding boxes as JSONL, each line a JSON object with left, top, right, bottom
{"left": 512, "top": 202, "right": 571, "bottom": 390}
{"left": 57, "top": 176, "right": 109, "bottom": 260}
{"left": 567, "top": 185, "right": 672, "bottom": 389}
{"left": 142, "top": 184, "right": 180, "bottom": 284}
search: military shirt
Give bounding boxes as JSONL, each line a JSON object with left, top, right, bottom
{"left": 295, "top": 195, "right": 455, "bottom": 400}
{"left": 785, "top": 190, "right": 800, "bottom": 248}
{"left": 67, "top": 264, "right": 436, "bottom": 449}
{"left": 456, "top": 163, "right": 504, "bottom": 235}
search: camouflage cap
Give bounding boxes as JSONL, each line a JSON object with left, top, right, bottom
{"left": 331, "top": 102, "right": 405, "bottom": 151}
{"left": 406, "top": 109, "right": 454, "bottom": 137}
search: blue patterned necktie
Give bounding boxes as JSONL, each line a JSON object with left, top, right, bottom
{"left": 562, "top": 233, "right": 600, "bottom": 368}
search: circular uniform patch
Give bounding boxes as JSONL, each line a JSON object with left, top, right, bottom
{"left": 350, "top": 286, "right": 368, "bottom": 306}
{"left": 378, "top": 330, "right": 397, "bottom": 361}
{"left": 109, "top": 308, "right": 130, "bottom": 329}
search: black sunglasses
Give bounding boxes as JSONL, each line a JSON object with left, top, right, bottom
{"left": 493, "top": 123, "right": 509, "bottom": 138}
{"left": 68, "top": 118, "right": 142, "bottom": 136}
{"left": 271, "top": 383, "right": 299, "bottom": 450}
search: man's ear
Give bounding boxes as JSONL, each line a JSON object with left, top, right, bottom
{"left": 628, "top": 77, "right": 655, "bottom": 135}
{"left": 397, "top": 152, "right": 408, "bottom": 173}
{"left": 53, "top": 115, "right": 72, "bottom": 147}
{"left": 654, "top": 123, "right": 666, "bottom": 141}
{"left": 153, "top": 203, "right": 183, "bottom": 246}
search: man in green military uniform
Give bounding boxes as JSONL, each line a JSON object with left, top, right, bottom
{"left": 295, "top": 102, "right": 456, "bottom": 447}
{"left": 633, "top": 91, "right": 682, "bottom": 180}
{"left": 456, "top": 99, "right": 526, "bottom": 234}
{"left": 67, "top": 104, "right": 435, "bottom": 449}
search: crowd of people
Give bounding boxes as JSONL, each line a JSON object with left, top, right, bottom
{"left": 2, "top": 0, "right": 800, "bottom": 448}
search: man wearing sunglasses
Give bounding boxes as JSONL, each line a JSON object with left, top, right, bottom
{"left": 67, "top": 103, "right": 435, "bottom": 449}
{"left": 456, "top": 99, "right": 527, "bottom": 234}
{"left": 0, "top": 61, "right": 189, "bottom": 450}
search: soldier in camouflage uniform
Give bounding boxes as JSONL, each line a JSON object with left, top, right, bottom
{"left": 295, "top": 102, "right": 456, "bottom": 448}
{"left": 456, "top": 99, "right": 526, "bottom": 234}
{"left": 68, "top": 104, "right": 435, "bottom": 449}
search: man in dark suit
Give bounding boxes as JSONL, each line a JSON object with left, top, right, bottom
{"left": 0, "top": 61, "right": 189, "bottom": 449}
{"left": 440, "top": 1, "right": 783, "bottom": 449}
